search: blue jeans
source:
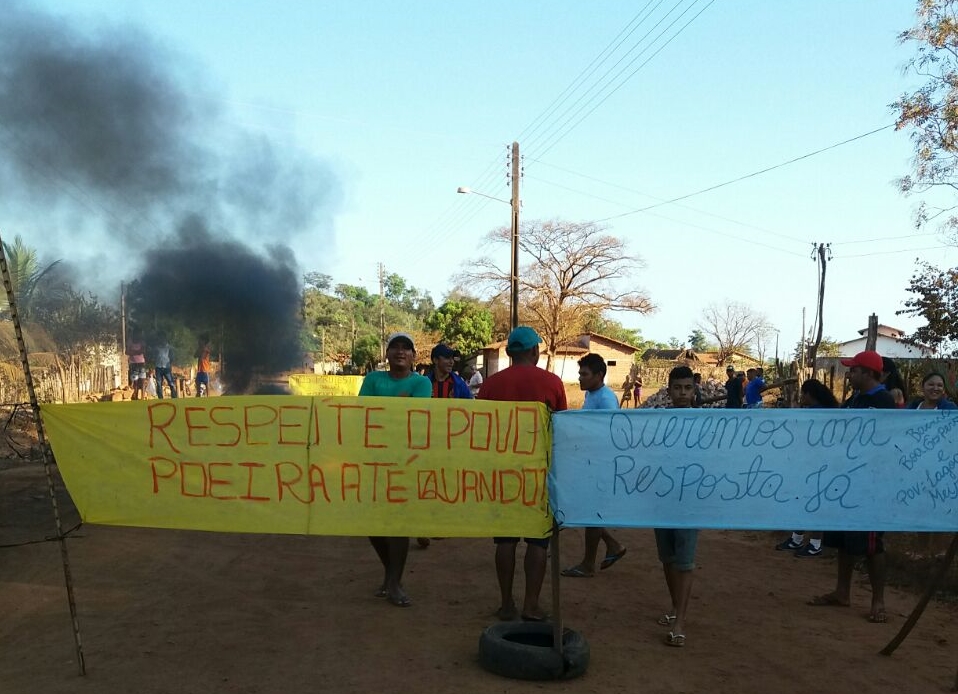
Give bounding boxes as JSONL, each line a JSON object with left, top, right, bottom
{"left": 155, "top": 367, "right": 177, "bottom": 398}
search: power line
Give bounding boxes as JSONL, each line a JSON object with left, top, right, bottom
{"left": 590, "top": 124, "right": 896, "bottom": 224}
{"left": 831, "top": 232, "right": 942, "bottom": 245}
{"left": 525, "top": 170, "right": 810, "bottom": 246}
{"left": 525, "top": 172, "right": 808, "bottom": 256}
{"left": 636, "top": 209, "right": 808, "bottom": 257}
{"left": 530, "top": 160, "right": 953, "bottom": 250}
{"left": 839, "top": 244, "right": 954, "bottom": 258}
{"left": 518, "top": 1, "right": 661, "bottom": 146}
{"left": 409, "top": 3, "right": 708, "bottom": 252}
{"left": 523, "top": 0, "right": 689, "bottom": 155}
{"left": 528, "top": 0, "right": 716, "bottom": 161}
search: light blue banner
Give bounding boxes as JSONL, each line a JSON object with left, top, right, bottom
{"left": 549, "top": 409, "right": 958, "bottom": 531}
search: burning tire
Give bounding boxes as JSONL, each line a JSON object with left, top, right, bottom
{"left": 478, "top": 622, "right": 589, "bottom": 681}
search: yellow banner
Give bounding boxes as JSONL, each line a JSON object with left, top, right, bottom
{"left": 41, "top": 397, "right": 552, "bottom": 538}
{"left": 287, "top": 374, "right": 363, "bottom": 396}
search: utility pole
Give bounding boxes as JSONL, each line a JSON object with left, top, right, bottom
{"left": 509, "top": 141, "right": 520, "bottom": 330}
{"left": 807, "top": 242, "right": 832, "bottom": 372}
{"left": 800, "top": 306, "right": 806, "bottom": 378}
{"left": 120, "top": 282, "right": 127, "bottom": 386}
{"left": 378, "top": 262, "right": 386, "bottom": 364}
{"left": 320, "top": 327, "right": 326, "bottom": 375}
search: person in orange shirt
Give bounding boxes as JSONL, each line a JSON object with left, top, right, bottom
{"left": 194, "top": 334, "right": 212, "bottom": 397}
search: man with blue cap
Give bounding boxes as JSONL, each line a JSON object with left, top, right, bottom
{"left": 478, "top": 326, "right": 567, "bottom": 622}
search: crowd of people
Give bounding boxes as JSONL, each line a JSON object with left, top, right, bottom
{"left": 123, "top": 333, "right": 216, "bottom": 399}
{"left": 357, "top": 335, "right": 956, "bottom": 649}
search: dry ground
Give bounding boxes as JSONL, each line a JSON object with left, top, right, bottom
{"left": 2, "top": 456, "right": 958, "bottom": 694}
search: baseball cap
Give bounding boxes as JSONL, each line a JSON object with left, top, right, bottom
{"left": 726, "top": 365, "right": 734, "bottom": 372}
{"left": 431, "top": 343, "right": 456, "bottom": 359}
{"left": 840, "top": 350, "right": 882, "bottom": 373}
{"left": 506, "top": 326, "right": 542, "bottom": 353}
{"left": 386, "top": 332, "right": 416, "bottom": 350}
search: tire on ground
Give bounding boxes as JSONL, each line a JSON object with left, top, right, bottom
{"left": 478, "top": 622, "right": 589, "bottom": 681}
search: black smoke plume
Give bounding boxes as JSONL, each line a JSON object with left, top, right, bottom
{"left": 131, "top": 218, "right": 302, "bottom": 394}
{"left": 0, "top": 3, "right": 340, "bottom": 385}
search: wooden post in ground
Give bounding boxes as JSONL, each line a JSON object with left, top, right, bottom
{"left": 549, "top": 521, "right": 564, "bottom": 659}
{"left": 880, "top": 532, "right": 958, "bottom": 658}
{"left": 865, "top": 314, "right": 878, "bottom": 351}
{"left": 0, "top": 230, "right": 86, "bottom": 675}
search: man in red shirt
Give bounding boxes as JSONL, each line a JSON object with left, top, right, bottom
{"left": 478, "top": 326, "right": 567, "bottom": 622}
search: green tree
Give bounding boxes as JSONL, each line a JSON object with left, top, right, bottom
{"left": 688, "top": 329, "right": 708, "bottom": 351}
{"left": 894, "top": 0, "right": 958, "bottom": 238}
{"left": 384, "top": 273, "right": 435, "bottom": 316}
{"left": 0, "top": 235, "right": 63, "bottom": 320}
{"left": 580, "top": 312, "right": 645, "bottom": 346}
{"left": 892, "top": 3, "right": 958, "bottom": 357}
{"left": 301, "top": 272, "right": 439, "bottom": 372}
{"left": 353, "top": 333, "right": 381, "bottom": 372}
{"left": 897, "top": 262, "right": 958, "bottom": 355}
{"left": 36, "top": 289, "right": 118, "bottom": 356}
{"left": 423, "top": 300, "right": 494, "bottom": 356}
{"left": 792, "top": 336, "right": 843, "bottom": 362}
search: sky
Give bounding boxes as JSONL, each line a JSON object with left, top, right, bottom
{"left": 5, "top": 0, "right": 954, "bottom": 356}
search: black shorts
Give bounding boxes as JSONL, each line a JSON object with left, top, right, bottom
{"left": 822, "top": 531, "right": 884, "bottom": 556}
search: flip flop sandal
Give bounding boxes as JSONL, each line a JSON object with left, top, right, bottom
{"left": 387, "top": 594, "right": 412, "bottom": 608}
{"left": 665, "top": 632, "right": 686, "bottom": 647}
{"left": 657, "top": 614, "right": 676, "bottom": 626}
{"left": 560, "top": 566, "right": 594, "bottom": 578}
{"left": 600, "top": 548, "right": 627, "bottom": 570}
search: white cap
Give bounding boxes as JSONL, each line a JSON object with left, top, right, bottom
{"left": 386, "top": 332, "right": 416, "bottom": 350}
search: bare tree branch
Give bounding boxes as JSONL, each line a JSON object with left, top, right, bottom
{"left": 455, "top": 219, "right": 653, "bottom": 370}
{"left": 698, "top": 300, "right": 770, "bottom": 363}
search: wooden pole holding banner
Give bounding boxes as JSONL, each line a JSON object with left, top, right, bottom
{"left": 0, "top": 230, "right": 86, "bottom": 675}
{"left": 880, "top": 532, "right": 958, "bottom": 659}
{"left": 549, "top": 520, "right": 563, "bottom": 659}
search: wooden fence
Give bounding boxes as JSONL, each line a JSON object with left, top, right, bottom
{"left": 0, "top": 361, "right": 117, "bottom": 404}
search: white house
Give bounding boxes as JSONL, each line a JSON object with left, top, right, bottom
{"left": 837, "top": 324, "right": 929, "bottom": 358}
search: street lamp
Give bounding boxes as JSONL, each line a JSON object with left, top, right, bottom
{"left": 457, "top": 182, "right": 520, "bottom": 330}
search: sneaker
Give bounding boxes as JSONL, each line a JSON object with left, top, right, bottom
{"left": 795, "top": 544, "right": 822, "bottom": 557}
{"left": 775, "top": 538, "right": 802, "bottom": 551}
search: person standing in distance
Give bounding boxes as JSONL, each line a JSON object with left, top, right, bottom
{"left": 561, "top": 353, "right": 627, "bottom": 578}
{"left": 632, "top": 372, "right": 643, "bottom": 408}
{"left": 426, "top": 343, "right": 473, "bottom": 399}
{"left": 478, "top": 326, "right": 567, "bottom": 622}
{"left": 807, "top": 350, "right": 895, "bottom": 623}
{"left": 153, "top": 334, "right": 177, "bottom": 399}
{"left": 126, "top": 332, "right": 147, "bottom": 400}
{"left": 463, "top": 364, "right": 484, "bottom": 398}
{"left": 194, "top": 334, "right": 212, "bottom": 397}
{"left": 358, "top": 332, "right": 431, "bottom": 607}
{"left": 724, "top": 365, "right": 744, "bottom": 408}
{"left": 656, "top": 365, "right": 699, "bottom": 648}
{"left": 417, "top": 343, "right": 473, "bottom": 548}
{"left": 744, "top": 367, "right": 767, "bottom": 408}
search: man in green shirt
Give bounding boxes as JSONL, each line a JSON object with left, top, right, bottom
{"left": 358, "top": 332, "right": 431, "bottom": 607}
